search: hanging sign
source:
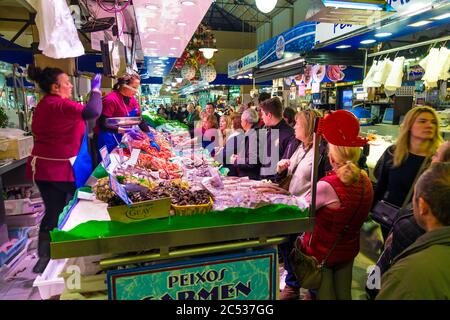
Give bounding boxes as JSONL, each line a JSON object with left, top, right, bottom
{"left": 228, "top": 51, "right": 258, "bottom": 78}
{"left": 315, "top": 23, "right": 364, "bottom": 44}
{"left": 258, "top": 22, "right": 316, "bottom": 67}
{"left": 107, "top": 249, "right": 278, "bottom": 300}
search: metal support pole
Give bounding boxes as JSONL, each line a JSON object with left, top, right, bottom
{"left": 309, "top": 117, "right": 322, "bottom": 220}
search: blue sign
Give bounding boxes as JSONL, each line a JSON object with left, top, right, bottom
{"left": 109, "top": 174, "right": 132, "bottom": 206}
{"left": 258, "top": 22, "right": 317, "bottom": 67}
{"left": 107, "top": 249, "right": 278, "bottom": 300}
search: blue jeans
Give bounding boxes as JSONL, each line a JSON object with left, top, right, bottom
{"left": 280, "top": 233, "right": 300, "bottom": 288}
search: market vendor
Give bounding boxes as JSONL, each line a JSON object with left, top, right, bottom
{"left": 25, "top": 66, "right": 103, "bottom": 274}
{"left": 95, "top": 73, "right": 158, "bottom": 155}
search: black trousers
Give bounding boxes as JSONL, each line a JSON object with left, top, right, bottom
{"left": 36, "top": 181, "right": 76, "bottom": 257}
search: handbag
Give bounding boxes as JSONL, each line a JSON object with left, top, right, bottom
{"left": 371, "top": 157, "right": 430, "bottom": 231}
{"left": 288, "top": 180, "right": 366, "bottom": 289}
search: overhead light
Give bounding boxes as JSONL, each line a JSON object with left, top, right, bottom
{"left": 148, "top": 41, "right": 157, "bottom": 44}
{"left": 148, "top": 27, "right": 157, "bottom": 32}
{"left": 199, "top": 48, "right": 218, "bottom": 59}
{"left": 173, "top": 36, "right": 181, "bottom": 40}
{"left": 169, "top": 53, "right": 175, "bottom": 56}
{"left": 148, "top": 48, "right": 158, "bottom": 51}
{"left": 255, "top": 0, "right": 277, "bottom": 13}
{"left": 375, "top": 32, "right": 392, "bottom": 38}
{"left": 360, "top": 39, "right": 376, "bottom": 44}
{"left": 323, "top": 0, "right": 384, "bottom": 11}
{"left": 170, "top": 47, "right": 177, "bottom": 50}
{"left": 431, "top": 13, "right": 450, "bottom": 20}
{"left": 145, "top": 4, "right": 159, "bottom": 10}
{"left": 273, "top": 58, "right": 305, "bottom": 69}
{"left": 336, "top": 44, "right": 351, "bottom": 49}
{"left": 181, "top": 1, "right": 195, "bottom": 6}
{"left": 159, "top": 57, "right": 169, "bottom": 60}
{"left": 175, "top": 77, "right": 183, "bottom": 83}
{"left": 177, "top": 22, "right": 187, "bottom": 26}
{"left": 408, "top": 20, "right": 432, "bottom": 27}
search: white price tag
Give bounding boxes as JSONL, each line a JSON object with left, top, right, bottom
{"left": 126, "top": 149, "right": 141, "bottom": 166}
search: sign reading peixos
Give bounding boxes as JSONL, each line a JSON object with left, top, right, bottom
{"left": 107, "top": 249, "right": 277, "bottom": 300}
{"left": 228, "top": 51, "right": 258, "bottom": 78}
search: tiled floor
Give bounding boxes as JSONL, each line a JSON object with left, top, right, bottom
{"left": 0, "top": 251, "right": 41, "bottom": 300}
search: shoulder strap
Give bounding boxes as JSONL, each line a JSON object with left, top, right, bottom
{"left": 401, "top": 156, "right": 430, "bottom": 208}
{"left": 321, "top": 175, "right": 366, "bottom": 267}
{"left": 290, "top": 145, "right": 312, "bottom": 174}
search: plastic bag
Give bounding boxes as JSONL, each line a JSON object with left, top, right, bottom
{"left": 26, "top": 0, "right": 85, "bottom": 59}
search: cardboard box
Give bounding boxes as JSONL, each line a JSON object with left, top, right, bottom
{"left": 34, "top": 54, "right": 76, "bottom": 76}
{"left": 107, "top": 197, "right": 171, "bottom": 223}
{"left": 0, "top": 136, "right": 33, "bottom": 160}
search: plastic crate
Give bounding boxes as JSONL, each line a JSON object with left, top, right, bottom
{"left": 5, "top": 198, "right": 44, "bottom": 216}
{"left": 5, "top": 211, "right": 44, "bottom": 228}
{"left": 0, "top": 228, "right": 28, "bottom": 267}
{"left": 0, "top": 136, "right": 33, "bottom": 160}
{"left": 33, "top": 258, "right": 68, "bottom": 300}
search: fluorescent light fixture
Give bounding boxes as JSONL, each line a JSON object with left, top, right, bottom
{"left": 336, "top": 44, "right": 351, "bottom": 49}
{"left": 173, "top": 36, "right": 181, "bottom": 40}
{"left": 375, "top": 32, "right": 392, "bottom": 38}
{"left": 170, "top": 47, "right": 177, "bottom": 50}
{"left": 360, "top": 39, "right": 376, "bottom": 44}
{"left": 273, "top": 58, "right": 305, "bottom": 69}
{"left": 148, "top": 27, "right": 157, "bottom": 32}
{"left": 323, "top": 0, "right": 384, "bottom": 11}
{"left": 431, "top": 13, "right": 450, "bottom": 20}
{"left": 177, "top": 22, "right": 187, "bottom": 26}
{"left": 408, "top": 20, "right": 432, "bottom": 27}
{"left": 148, "top": 41, "right": 156, "bottom": 44}
{"left": 181, "top": 1, "right": 195, "bottom": 6}
{"left": 159, "top": 57, "right": 169, "bottom": 60}
{"left": 148, "top": 48, "right": 158, "bottom": 51}
{"left": 145, "top": 4, "right": 159, "bottom": 10}
{"left": 169, "top": 53, "right": 175, "bottom": 56}
{"left": 284, "top": 52, "right": 294, "bottom": 58}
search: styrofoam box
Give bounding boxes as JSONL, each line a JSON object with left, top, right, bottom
{"left": 5, "top": 198, "right": 44, "bottom": 216}
{"left": 33, "top": 258, "right": 68, "bottom": 300}
{"left": 5, "top": 210, "right": 44, "bottom": 228}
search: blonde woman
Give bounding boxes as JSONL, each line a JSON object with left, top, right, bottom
{"left": 277, "top": 109, "right": 324, "bottom": 197}
{"left": 219, "top": 115, "right": 231, "bottom": 147}
{"left": 373, "top": 106, "right": 443, "bottom": 237}
{"left": 299, "top": 144, "right": 374, "bottom": 300}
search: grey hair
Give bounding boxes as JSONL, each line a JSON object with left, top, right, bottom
{"left": 241, "top": 108, "right": 259, "bottom": 124}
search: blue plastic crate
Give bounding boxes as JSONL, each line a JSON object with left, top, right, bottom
{"left": 0, "top": 228, "right": 29, "bottom": 267}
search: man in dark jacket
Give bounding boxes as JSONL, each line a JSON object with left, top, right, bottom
{"left": 231, "top": 108, "right": 261, "bottom": 180}
{"left": 206, "top": 102, "right": 220, "bottom": 124}
{"left": 259, "top": 97, "right": 294, "bottom": 181}
{"left": 186, "top": 104, "right": 200, "bottom": 138}
{"left": 377, "top": 163, "right": 450, "bottom": 300}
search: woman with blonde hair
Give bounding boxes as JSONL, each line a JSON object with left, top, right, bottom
{"left": 219, "top": 115, "right": 231, "bottom": 147}
{"left": 373, "top": 106, "right": 443, "bottom": 237}
{"left": 298, "top": 143, "right": 374, "bottom": 300}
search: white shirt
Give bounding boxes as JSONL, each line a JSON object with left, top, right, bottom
{"left": 288, "top": 144, "right": 314, "bottom": 197}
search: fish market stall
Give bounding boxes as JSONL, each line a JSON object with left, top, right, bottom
{"left": 36, "top": 120, "right": 313, "bottom": 300}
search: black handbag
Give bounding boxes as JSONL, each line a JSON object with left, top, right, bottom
{"left": 288, "top": 180, "right": 366, "bottom": 289}
{"left": 371, "top": 157, "right": 430, "bottom": 232}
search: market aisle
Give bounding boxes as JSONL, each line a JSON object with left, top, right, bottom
{"left": 0, "top": 253, "right": 41, "bottom": 300}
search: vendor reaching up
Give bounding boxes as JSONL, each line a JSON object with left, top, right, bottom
{"left": 26, "top": 66, "right": 103, "bottom": 273}
{"left": 95, "top": 73, "right": 158, "bottom": 155}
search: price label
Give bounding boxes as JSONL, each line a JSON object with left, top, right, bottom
{"left": 109, "top": 174, "right": 132, "bottom": 206}
{"left": 100, "top": 146, "right": 111, "bottom": 169}
{"left": 126, "top": 148, "right": 141, "bottom": 166}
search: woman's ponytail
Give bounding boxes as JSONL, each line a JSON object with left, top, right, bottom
{"left": 336, "top": 161, "right": 361, "bottom": 186}
{"left": 328, "top": 144, "right": 363, "bottom": 186}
